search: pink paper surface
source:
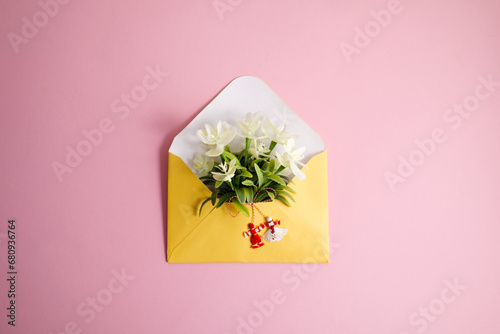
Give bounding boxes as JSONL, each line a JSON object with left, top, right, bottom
{"left": 1, "top": 1, "right": 499, "bottom": 333}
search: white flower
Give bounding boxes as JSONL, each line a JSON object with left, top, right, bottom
{"left": 261, "top": 118, "right": 297, "bottom": 145}
{"left": 193, "top": 154, "right": 214, "bottom": 177}
{"left": 237, "top": 112, "right": 264, "bottom": 138}
{"left": 275, "top": 139, "right": 307, "bottom": 180}
{"left": 212, "top": 159, "right": 238, "bottom": 182}
{"left": 249, "top": 139, "right": 269, "bottom": 160}
{"left": 271, "top": 106, "right": 296, "bottom": 126}
{"left": 196, "top": 121, "right": 236, "bottom": 157}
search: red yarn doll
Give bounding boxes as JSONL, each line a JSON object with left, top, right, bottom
{"left": 243, "top": 223, "right": 265, "bottom": 249}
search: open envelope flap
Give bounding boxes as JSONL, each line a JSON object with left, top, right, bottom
{"left": 167, "top": 151, "right": 329, "bottom": 263}
{"left": 169, "top": 76, "right": 326, "bottom": 173}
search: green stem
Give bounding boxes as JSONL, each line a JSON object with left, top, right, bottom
{"left": 268, "top": 141, "right": 277, "bottom": 155}
{"left": 244, "top": 138, "right": 251, "bottom": 165}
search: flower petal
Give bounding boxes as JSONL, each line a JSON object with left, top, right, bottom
{"left": 205, "top": 145, "right": 225, "bottom": 157}
{"left": 290, "top": 161, "right": 306, "bottom": 180}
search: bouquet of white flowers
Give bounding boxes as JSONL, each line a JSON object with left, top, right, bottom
{"left": 194, "top": 112, "right": 307, "bottom": 217}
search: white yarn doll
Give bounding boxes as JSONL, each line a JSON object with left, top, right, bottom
{"left": 261, "top": 217, "right": 288, "bottom": 242}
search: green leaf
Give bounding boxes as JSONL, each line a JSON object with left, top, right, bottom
{"left": 276, "top": 195, "right": 291, "bottom": 207}
{"left": 277, "top": 190, "right": 295, "bottom": 202}
{"left": 277, "top": 185, "right": 296, "bottom": 194}
{"left": 222, "top": 151, "right": 237, "bottom": 160}
{"left": 211, "top": 191, "right": 218, "bottom": 206}
{"left": 235, "top": 187, "right": 246, "bottom": 204}
{"left": 255, "top": 164, "right": 264, "bottom": 187}
{"left": 280, "top": 175, "right": 295, "bottom": 184}
{"left": 265, "top": 173, "right": 286, "bottom": 186}
{"left": 268, "top": 141, "right": 277, "bottom": 154}
{"left": 266, "top": 190, "right": 276, "bottom": 201}
{"left": 202, "top": 181, "right": 215, "bottom": 187}
{"left": 275, "top": 165, "right": 286, "bottom": 173}
{"left": 266, "top": 159, "right": 276, "bottom": 172}
{"left": 221, "top": 151, "right": 240, "bottom": 165}
{"left": 241, "top": 179, "right": 255, "bottom": 187}
{"left": 199, "top": 198, "right": 212, "bottom": 216}
{"left": 260, "top": 180, "right": 272, "bottom": 189}
{"left": 243, "top": 187, "right": 254, "bottom": 203}
{"left": 250, "top": 159, "right": 266, "bottom": 170}
{"left": 234, "top": 176, "right": 241, "bottom": 188}
{"left": 232, "top": 198, "right": 250, "bottom": 217}
{"left": 215, "top": 181, "right": 223, "bottom": 188}
{"left": 253, "top": 188, "right": 275, "bottom": 203}
{"left": 237, "top": 150, "right": 245, "bottom": 161}
{"left": 238, "top": 169, "right": 253, "bottom": 178}
{"left": 216, "top": 192, "right": 235, "bottom": 208}
{"left": 254, "top": 191, "right": 267, "bottom": 203}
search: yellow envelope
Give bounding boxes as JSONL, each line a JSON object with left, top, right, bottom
{"left": 167, "top": 76, "right": 329, "bottom": 263}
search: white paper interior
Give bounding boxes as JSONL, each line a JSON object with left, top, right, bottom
{"left": 169, "top": 76, "right": 326, "bottom": 172}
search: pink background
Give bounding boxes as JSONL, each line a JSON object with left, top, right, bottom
{"left": 1, "top": 0, "right": 500, "bottom": 333}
